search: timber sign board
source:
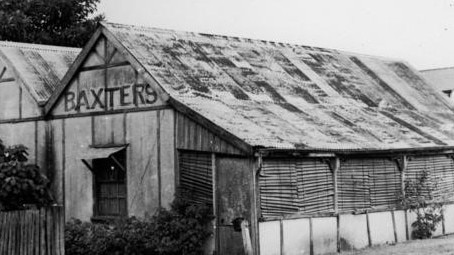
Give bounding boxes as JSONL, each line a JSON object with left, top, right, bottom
{"left": 64, "top": 83, "right": 158, "bottom": 112}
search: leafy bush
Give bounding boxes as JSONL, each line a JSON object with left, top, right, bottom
{"left": 399, "top": 170, "right": 444, "bottom": 239}
{"left": 65, "top": 197, "right": 214, "bottom": 255}
{"left": 0, "top": 140, "right": 53, "bottom": 210}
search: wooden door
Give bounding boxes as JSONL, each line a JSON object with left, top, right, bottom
{"left": 216, "top": 156, "right": 252, "bottom": 255}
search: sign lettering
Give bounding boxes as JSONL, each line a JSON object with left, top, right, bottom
{"left": 64, "top": 83, "right": 158, "bottom": 112}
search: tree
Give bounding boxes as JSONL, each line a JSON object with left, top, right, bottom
{"left": 0, "top": 139, "right": 53, "bottom": 211}
{"left": 0, "top": 0, "right": 104, "bottom": 47}
{"left": 399, "top": 170, "right": 445, "bottom": 239}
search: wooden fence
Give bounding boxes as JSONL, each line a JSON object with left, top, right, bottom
{"left": 0, "top": 206, "right": 64, "bottom": 255}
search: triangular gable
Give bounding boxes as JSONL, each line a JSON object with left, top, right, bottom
{"left": 47, "top": 28, "right": 168, "bottom": 116}
{"left": 0, "top": 42, "right": 79, "bottom": 107}
{"left": 45, "top": 24, "right": 253, "bottom": 154}
{"left": 0, "top": 48, "right": 45, "bottom": 119}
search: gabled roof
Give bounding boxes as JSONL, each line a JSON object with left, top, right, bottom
{"left": 0, "top": 41, "right": 80, "bottom": 105}
{"left": 47, "top": 22, "right": 454, "bottom": 151}
{"left": 421, "top": 67, "right": 454, "bottom": 91}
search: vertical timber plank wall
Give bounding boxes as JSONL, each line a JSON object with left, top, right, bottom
{"left": 175, "top": 112, "right": 244, "bottom": 155}
{"left": 126, "top": 111, "right": 160, "bottom": 218}
{"left": 159, "top": 109, "right": 175, "bottom": 209}
{"left": 0, "top": 121, "right": 47, "bottom": 169}
{"left": 64, "top": 117, "right": 93, "bottom": 221}
{"left": 50, "top": 119, "right": 65, "bottom": 205}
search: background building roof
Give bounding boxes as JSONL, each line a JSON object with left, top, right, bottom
{"left": 421, "top": 67, "right": 454, "bottom": 92}
{"left": 0, "top": 41, "right": 80, "bottom": 105}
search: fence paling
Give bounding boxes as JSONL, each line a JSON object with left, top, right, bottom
{"left": 0, "top": 206, "right": 64, "bottom": 255}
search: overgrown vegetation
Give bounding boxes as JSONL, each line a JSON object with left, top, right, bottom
{"left": 0, "top": 140, "right": 53, "bottom": 211}
{"left": 65, "top": 197, "right": 214, "bottom": 255}
{"left": 0, "top": 0, "right": 104, "bottom": 47}
{"left": 399, "top": 170, "right": 445, "bottom": 239}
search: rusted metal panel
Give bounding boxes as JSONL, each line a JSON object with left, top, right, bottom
{"left": 175, "top": 111, "right": 245, "bottom": 155}
{"left": 101, "top": 22, "right": 454, "bottom": 151}
{"left": 0, "top": 41, "right": 79, "bottom": 106}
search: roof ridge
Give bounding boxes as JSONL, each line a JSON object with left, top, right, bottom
{"left": 421, "top": 66, "right": 454, "bottom": 72}
{"left": 0, "top": 40, "right": 80, "bottom": 53}
{"left": 103, "top": 22, "right": 404, "bottom": 62}
{"left": 104, "top": 21, "right": 315, "bottom": 48}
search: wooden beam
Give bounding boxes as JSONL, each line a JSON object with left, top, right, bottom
{"left": 44, "top": 27, "right": 104, "bottom": 113}
{"left": 78, "top": 61, "right": 130, "bottom": 72}
{"left": 100, "top": 24, "right": 170, "bottom": 102}
{"left": 241, "top": 220, "right": 253, "bottom": 255}
{"left": 212, "top": 153, "right": 219, "bottom": 254}
{"left": 396, "top": 156, "right": 408, "bottom": 198}
{"left": 0, "top": 78, "right": 14, "bottom": 83}
{"left": 109, "top": 155, "right": 125, "bottom": 172}
{"left": 81, "top": 159, "right": 94, "bottom": 172}
{"left": 327, "top": 157, "right": 340, "bottom": 213}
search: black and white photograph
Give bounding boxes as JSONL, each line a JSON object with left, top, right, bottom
{"left": 0, "top": 0, "right": 454, "bottom": 254}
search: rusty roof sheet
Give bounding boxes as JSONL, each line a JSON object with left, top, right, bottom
{"left": 104, "top": 22, "right": 454, "bottom": 151}
{"left": 421, "top": 67, "right": 454, "bottom": 92}
{"left": 0, "top": 41, "right": 80, "bottom": 105}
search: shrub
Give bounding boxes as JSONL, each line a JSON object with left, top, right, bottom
{"left": 65, "top": 197, "right": 214, "bottom": 255}
{"left": 399, "top": 170, "right": 444, "bottom": 239}
{"left": 0, "top": 140, "right": 53, "bottom": 210}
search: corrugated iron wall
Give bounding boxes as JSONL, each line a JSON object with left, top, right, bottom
{"left": 260, "top": 155, "right": 454, "bottom": 218}
{"left": 178, "top": 151, "right": 213, "bottom": 205}
{"left": 406, "top": 155, "right": 454, "bottom": 200}
{"left": 338, "top": 158, "right": 400, "bottom": 211}
{"left": 260, "top": 158, "right": 334, "bottom": 217}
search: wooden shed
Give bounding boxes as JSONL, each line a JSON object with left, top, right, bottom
{"left": 0, "top": 41, "right": 79, "bottom": 180}
{"left": 5, "top": 22, "right": 454, "bottom": 254}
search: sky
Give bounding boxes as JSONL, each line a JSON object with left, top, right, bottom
{"left": 97, "top": 0, "right": 454, "bottom": 70}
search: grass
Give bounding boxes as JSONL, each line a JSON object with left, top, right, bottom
{"left": 341, "top": 235, "right": 454, "bottom": 255}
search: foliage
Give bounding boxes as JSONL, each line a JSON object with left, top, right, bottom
{"left": 0, "top": 0, "right": 104, "bottom": 47}
{"left": 65, "top": 197, "right": 214, "bottom": 255}
{"left": 399, "top": 170, "right": 444, "bottom": 239}
{"left": 0, "top": 139, "right": 53, "bottom": 211}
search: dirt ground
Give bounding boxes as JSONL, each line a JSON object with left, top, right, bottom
{"left": 342, "top": 235, "right": 454, "bottom": 255}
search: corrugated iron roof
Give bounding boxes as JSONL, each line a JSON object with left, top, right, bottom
{"left": 0, "top": 41, "right": 80, "bottom": 105}
{"left": 421, "top": 67, "right": 454, "bottom": 91}
{"left": 104, "top": 22, "right": 454, "bottom": 151}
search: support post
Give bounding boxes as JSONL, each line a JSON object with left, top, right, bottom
{"left": 211, "top": 153, "right": 218, "bottom": 254}
{"left": 396, "top": 156, "right": 408, "bottom": 198}
{"left": 329, "top": 157, "right": 340, "bottom": 213}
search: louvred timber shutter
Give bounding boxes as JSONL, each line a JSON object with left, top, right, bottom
{"left": 179, "top": 152, "right": 213, "bottom": 205}
{"left": 406, "top": 155, "right": 454, "bottom": 200}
